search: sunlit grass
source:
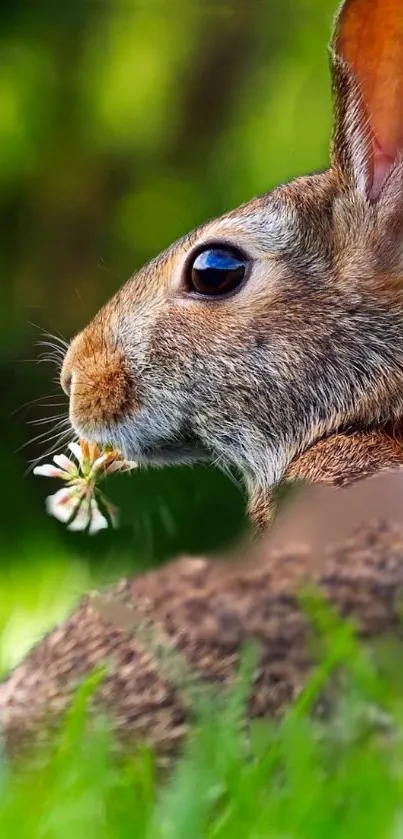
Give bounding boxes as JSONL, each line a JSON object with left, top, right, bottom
{"left": 0, "top": 540, "right": 90, "bottom": 674}
{"left": 1, "top": 598, "right": 403, "bottom": 837}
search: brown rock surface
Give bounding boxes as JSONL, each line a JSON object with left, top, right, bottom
{"left": 2, "top": 514, "right": 403, "bottom": 760}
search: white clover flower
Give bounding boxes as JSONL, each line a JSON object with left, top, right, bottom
{"left": 34, "top": 440, "right": 137, "bottom": 534}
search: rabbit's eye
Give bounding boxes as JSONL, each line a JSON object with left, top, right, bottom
{"left": 188, "top": 247, "right": 247, "bottom": 297}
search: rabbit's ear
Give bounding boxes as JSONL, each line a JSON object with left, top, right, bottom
{"left": 331, "top": 0, "right": 403, "bottom": 200}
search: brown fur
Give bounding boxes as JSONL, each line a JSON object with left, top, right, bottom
{"left": 288, "top": 426, "right": 403, "bottom": 487}
{"left": 244, "top": 426, "right": 403, "bottom": 532}
{"left": 7, "top": 0, "right": 403, "bottom": 762}
{"left": 63, "top": 325, "right": 140, "bottom": 433}
{"left": 59, "top": 0, "right": 403, "bottom": 531}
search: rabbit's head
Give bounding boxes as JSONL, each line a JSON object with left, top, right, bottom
{"left": 61, "top": 0, "right": 403, "bottom": 528}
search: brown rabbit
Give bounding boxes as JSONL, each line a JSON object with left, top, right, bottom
{"left": 59, "top": 0, "right": 403, "bottom": 530}
{"left": 7, "top": 0, "right": 403, "bottom": 761}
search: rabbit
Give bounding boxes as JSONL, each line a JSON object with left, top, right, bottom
{"left": 10, "top": 0, "right": 403, "bottom": 761}
{"left": 3, "top": 466, "right": 403, "bottom": 762}
{"left": 59, "top": 0, "right": 403, "bottom": 532}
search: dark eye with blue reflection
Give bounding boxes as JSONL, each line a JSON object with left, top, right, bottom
{"left": 188, "top": 247, "right": 247, "bottom": 297}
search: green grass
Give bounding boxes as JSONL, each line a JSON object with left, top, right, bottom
{"left": 2, "top": 599, "right": 403, "bottom": 837}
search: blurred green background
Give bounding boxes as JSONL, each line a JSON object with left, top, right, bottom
{"left": 0, "top": 0, "right": 336, "bottom": 666}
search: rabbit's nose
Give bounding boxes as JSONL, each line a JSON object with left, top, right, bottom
{"left": 60, "top": 344, "right": 76, "bottom": 397}
{"left": 61, "top": 368, "right": 72, "bottom": 396}
{"left": 61, "top": 329, "right": 141, "bottom": 436}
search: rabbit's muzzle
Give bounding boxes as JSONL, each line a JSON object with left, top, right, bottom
{"left": 60, "top": 327, "right": 206, "bottom": 465}
{"left": 61, "top": 332, "right": 141, "bottom": 440}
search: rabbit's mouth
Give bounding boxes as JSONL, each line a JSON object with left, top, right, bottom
{"left": 141, "top": 448, "right": 208, "bottom": 467}
{"left": 77, "top": 415, "right": 211, "bottom": 468}
{"left": 135, "top": 438, "right": 210, "bottom": 467}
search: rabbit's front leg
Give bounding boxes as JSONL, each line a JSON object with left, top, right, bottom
{"left": 287, "top": 429, "right": 403, "bottom": 488}
{"left": 248, "top": 428, "right": 403, "bottom": 536}
{"left": 247, "top": 485, "right": 278, "bottom": 534}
